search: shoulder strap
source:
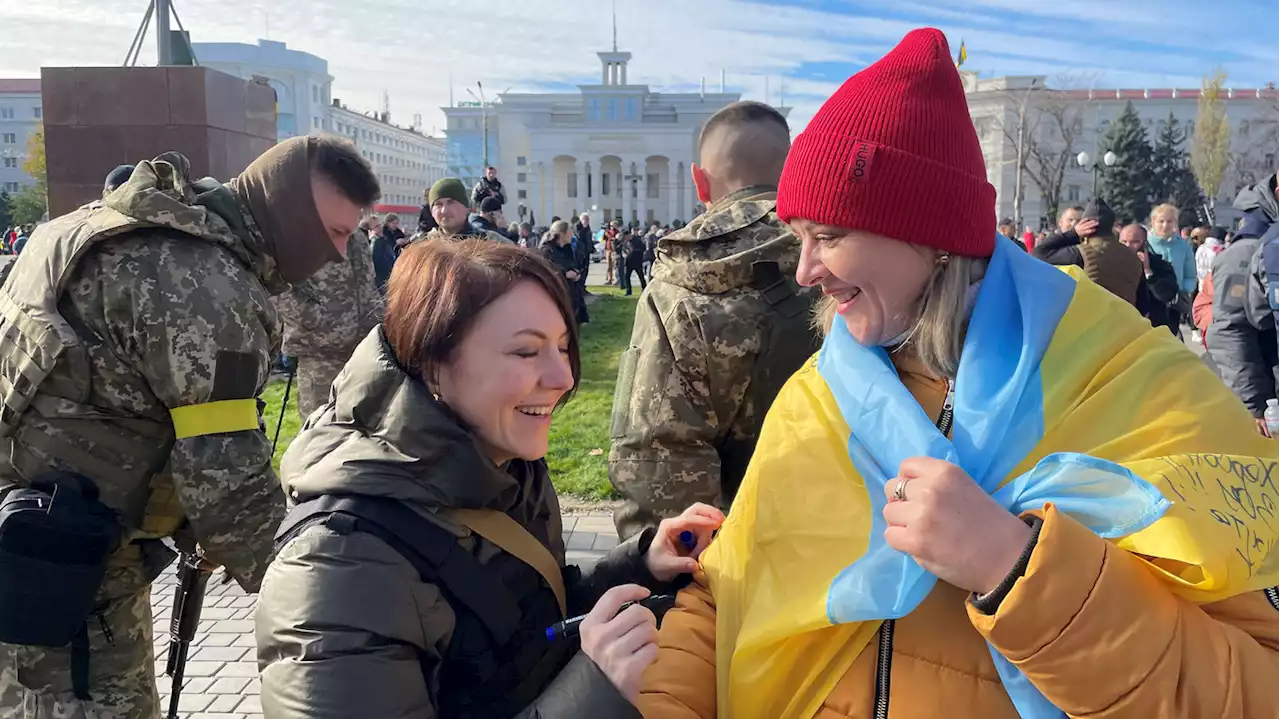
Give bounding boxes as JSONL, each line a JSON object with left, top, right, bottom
{"left": 752, "top": 260, "right": 811, "bottom": 319}
{"left": 446, "top": 508, "right": 567, "bottom": 617}
{"left": 275, "top": 495, "right": 522, "bottom": 644}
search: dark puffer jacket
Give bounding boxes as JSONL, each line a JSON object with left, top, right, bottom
{"left": 256, "top": 328, "right": 658, "bottom": 718}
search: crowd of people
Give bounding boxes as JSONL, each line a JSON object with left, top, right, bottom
{"left": 0, "top": 25, "right": 1274, "bottom": 719}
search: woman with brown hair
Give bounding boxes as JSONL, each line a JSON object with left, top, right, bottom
{"left": 256, "top": 239, "right": 722, "bottom": 718}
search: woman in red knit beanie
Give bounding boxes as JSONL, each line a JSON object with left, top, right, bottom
{"left": 636, "top": 28, "right": 1277, "bottom": 719}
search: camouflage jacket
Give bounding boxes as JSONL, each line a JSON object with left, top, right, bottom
{"left": 0, "top": 158, "right": 286, "bottom": 592}
{"left": 421, "top": 225, "right": 510, "bottom": 244}
{"left": 276, "top": 228, "right": 382, "bottom": 359}
{"left": 608, "top": 186, "right": 820, "bottom": 539}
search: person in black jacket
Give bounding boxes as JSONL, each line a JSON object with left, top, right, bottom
{"left": 1118, "top": 224, "right": 1181, "bottom": 331}
{"left": 258, "top": 239, "right": 725, "bottom": 718}
{"left": 541, "top": 220, "right": 589, "bottom": 324}
{"left": 621, "top": 230, "right": 648, "bottom": 296}
{"left": 369, "top": 215, "right": 398, "bottom": 295}
{"left": 573, "top": 213, "right": 594, "bottom": 294}
{"left": 471, "top": 166, "right": 507, "bottom": 208}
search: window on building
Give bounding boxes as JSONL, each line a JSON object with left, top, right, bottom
{"left": 32, "top": 107, "right": 40, "bottom": 119}
{"left": 587, "top": 99, "right": 602, "bottom": 122}
{"left": 587, "top": 174, "right": 593, "bottom": 197}
{"left": 518, "top": 189, "right": 527, "bottom": 200}
{"left": 2, "top": 158, "right": 16, "bottom": 168}
{"left": 517, "top": 156, "right": 527, "bottom": 166}
{"left": 647, "top": 173, "right": 659, "bottom": 199}
{"left": 312, "top": 85, "right": 319, "bottom": 103}
{"left": 2, "top": 133, "right": 14, "bottom": 144}
{"left": 0, "top": 108, "right": 12, "bottom": 119}
{"left": 626, "top": 98, "right": 638, "bottom": 121}
{"left": 3, "top": 182, "right": 18, "bottom": 193}
{"left": 602, "top": 172, "right": 611, "bottom": 196}
{"left": 606, "top": 98, "right": 618, "bottom": 121}
{"left": 517, "top": 173, "right": 527, "bottom": 183}
{"left": 1067, "top": 185, "right": 1081, "bottom": 202}
{"left": 567, "top": 172, "right": 579, "bottom": 198}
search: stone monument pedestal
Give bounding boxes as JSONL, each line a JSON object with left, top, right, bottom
{"left": 41, "top": 66, "right": 277, "bottom": 216}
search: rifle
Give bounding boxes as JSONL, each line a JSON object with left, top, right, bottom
{"left": 164, "top": 552, "right": 211, "bottom": 719}
{"left": 271, "top": 355, "right": 296, "bottom": 455}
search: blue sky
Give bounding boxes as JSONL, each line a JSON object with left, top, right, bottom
{"left": 0, "top": 0, "right": 1275, "bottom": 132}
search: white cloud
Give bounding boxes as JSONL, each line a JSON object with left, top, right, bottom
{"left": 0, "top": 0, "right": 1272, "bottom": 137}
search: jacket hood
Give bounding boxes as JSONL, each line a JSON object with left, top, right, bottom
{"left": 103, "top": 156, "right": 288, "bottom": 294}
{"left": 653, "top": 185, "right": 799, "bottom": 294}
{"left": 280, "top": 327, "right": 523, "bottom": 510}
{"left": 1233, "top": 174, "right": 1278, "bottom": 222}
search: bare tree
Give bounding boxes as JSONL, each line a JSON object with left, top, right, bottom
{"left": 997, "top": 91, "right": 1086, "bottom": 226}
{"left": 1191, "top": 69, "right": 1232, "bottom": 211}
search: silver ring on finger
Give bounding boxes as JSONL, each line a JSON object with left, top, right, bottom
{"left": 893, "top": 477, "right": 910, "bottom": 502}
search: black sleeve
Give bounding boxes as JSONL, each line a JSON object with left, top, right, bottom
{"left": 564, "top": 528, "right": 668, "bottom": 615}
{"left": 1145, "top": 255, "right": 1180, "bottom": 304}
{"left": 1031, "top": 229, "right": 1080, "bottom": 262}
{"left": 516, "top": 653, "right": 642, "bottom": 719}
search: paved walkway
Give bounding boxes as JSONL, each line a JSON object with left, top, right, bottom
{"left": 150, "top": 512, "right": 616, "bottom": 718}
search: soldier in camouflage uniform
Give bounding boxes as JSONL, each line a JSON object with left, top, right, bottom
{"left": 275, "top": 225, "right": 382, "bottom": 418}
{"left": 420, "top": 177, "right": 507, "bottom": 243}
{"left": 609, "top": 101, "right": 820, "bottom": 540}
{"left": 0, "top": 136, "right": 379, "bottom": 718}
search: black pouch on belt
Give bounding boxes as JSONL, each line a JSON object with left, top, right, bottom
{"left": 0, "top": 471, "right": 122, "bottom": 698}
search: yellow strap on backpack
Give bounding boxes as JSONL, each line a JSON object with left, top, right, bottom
{"left": 169, "top": 399, "right": 259, "bottom": 439}
{"left": 447, "top": 508, "right": 568, "bottom": 616}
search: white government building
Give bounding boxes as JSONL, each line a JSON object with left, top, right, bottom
{"left": 964, "top": 72, "right": 1278, "bottom": 229}
{"left": 444, "top": 47, "right": 787, "bottom": 226}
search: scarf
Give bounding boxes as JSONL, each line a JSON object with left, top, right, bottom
{"left": 699, "top": 236, "right": 1278, "bottom": 719}
{"left": 232, "top": 136, "right": 342, "bottom": 284}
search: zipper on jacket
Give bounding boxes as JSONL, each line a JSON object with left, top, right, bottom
{"left": 937, "top": 379, "right": 955, "bottom": 437}
{"left": 874, "top": 380, "right": 955, "bottom": 718}
{"left": 873, "top": 620, "right": 894, "bottom": 719}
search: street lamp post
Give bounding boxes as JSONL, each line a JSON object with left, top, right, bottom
{"left": 1076, "top": 150, "right": 1117, "bottom": 195}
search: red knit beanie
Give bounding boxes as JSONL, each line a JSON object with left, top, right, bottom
{"left": 777, "top": 28, "right": 996, "bottom": 257}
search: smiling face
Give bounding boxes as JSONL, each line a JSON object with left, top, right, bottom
{"left": 792, "top": 219, "right": 937, "bottom": 346}
{"left": 434, "top": 280, "right": 574, "bottom": 464}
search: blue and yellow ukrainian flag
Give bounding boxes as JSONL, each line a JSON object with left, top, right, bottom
{"left": 699, "top": 236, "right": 1277, "bottom": 719}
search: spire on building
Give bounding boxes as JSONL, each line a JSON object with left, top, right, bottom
{"left": 612, "top": 0, "right": 618, "bottom": 52}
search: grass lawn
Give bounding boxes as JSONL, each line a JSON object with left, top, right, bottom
{"left": 260, "top": 285, "right": 638, "bottom": 500}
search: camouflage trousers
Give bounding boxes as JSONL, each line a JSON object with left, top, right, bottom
{"left": 0, "top": 549, "right": 158, "bottom": 719}
{"left": 295, "top": 355, "right": 349, "bottom": 420}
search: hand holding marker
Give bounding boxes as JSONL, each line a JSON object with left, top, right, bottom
{"left": 546, "top": 531, "right": 698, "bottom": 641}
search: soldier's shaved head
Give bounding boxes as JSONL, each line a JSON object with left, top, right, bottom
{"left": 695, "top": 101, "right": 791, "bottom": 202}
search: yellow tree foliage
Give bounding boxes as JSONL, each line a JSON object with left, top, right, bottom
{"left": 22, "top": 124, "right": 45, "bottom": 184}
{"left": 1191, "top": 70, "right": 1231, "bottom": 204}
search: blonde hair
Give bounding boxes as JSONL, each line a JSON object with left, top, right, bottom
{"left": 550, "top": 220, "right": 571, "bottom": 236}
{"left": 815, "top": 253, "right": 987, "bottom": 379}
{"left": 1150, "top": 203, "right": 1179, "bottom": 223}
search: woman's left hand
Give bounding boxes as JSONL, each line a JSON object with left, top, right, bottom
{"left": 883, "top": 457, "right": 1032, "bottom": 595}
{"left": 644, "top": 503, "right": 726, "bottom": 582}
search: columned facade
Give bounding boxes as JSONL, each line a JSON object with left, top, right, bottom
{"left": 445, "top": 43, "right": 791, "bottom": 227}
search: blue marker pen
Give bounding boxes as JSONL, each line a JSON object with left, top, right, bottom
{"left": 545, "top": 594, "right": 676, "bottom": 641}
